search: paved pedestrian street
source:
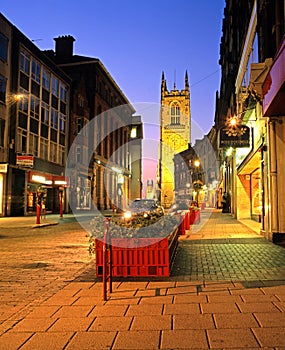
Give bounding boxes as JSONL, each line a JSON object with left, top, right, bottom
{"left": 0, "top": 211, "right": 285, "bottom": 349}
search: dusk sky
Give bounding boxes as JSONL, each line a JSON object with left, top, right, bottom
{"left": 2, "top": 0, "right": 225, "bottom": 194}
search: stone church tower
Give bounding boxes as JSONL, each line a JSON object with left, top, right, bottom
{"left": 158, "top": 71, "right": 191, "bottom": 207}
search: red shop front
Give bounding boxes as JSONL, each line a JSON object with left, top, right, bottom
{"left": 27, "top": 171, "right": 69, "bottom": 215}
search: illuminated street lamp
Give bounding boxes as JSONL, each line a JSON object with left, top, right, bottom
{"left": 192, "top": 159, "right": 202, "bottom": 207}
{"left": 117, "top": 174, "right": 124, "bottom": 211}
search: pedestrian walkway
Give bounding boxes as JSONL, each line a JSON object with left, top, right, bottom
{"left": 0, "top": 210, "right": 285, "bottom": 349}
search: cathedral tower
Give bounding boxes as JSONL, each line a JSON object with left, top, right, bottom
{"left": 158, "top": 71, "right": 191, "bottom": 207}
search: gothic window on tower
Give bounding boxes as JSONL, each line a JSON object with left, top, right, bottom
{"left": 170, "top": 102, "right": 180, "bottom": 125}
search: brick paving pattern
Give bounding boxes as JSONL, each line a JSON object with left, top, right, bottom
{"left": 0, "top": 210, "right": 285, "bottom": 349}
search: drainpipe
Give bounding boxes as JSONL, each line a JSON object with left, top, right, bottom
{"left": 268, "top": 118, "right": 278, "bottom": 237}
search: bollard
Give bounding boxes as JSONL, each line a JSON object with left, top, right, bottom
{"left": 102, "top": 218, "right": 112, "bottom": 301}
{"left": 36, "top": 204, "right": 41, "bottom": 224}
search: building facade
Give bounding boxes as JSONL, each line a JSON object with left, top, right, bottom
{"left": 216, "top": 0, "right": 285, "bottom": 242}
{"left": 0, "top": 14, "right": 71, "bottom": 216}
{"left": 47, "top": 36, "right": 137, "bottom": 212}
{"left": 159, "top": 71, "right": 191, "bottom": 207}
{"left": 0, "top": 14, "right": 11, "bottom": 216}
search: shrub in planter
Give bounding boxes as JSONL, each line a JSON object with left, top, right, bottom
{"left": 90, "top": 213, "right": 180, "bottom": 277}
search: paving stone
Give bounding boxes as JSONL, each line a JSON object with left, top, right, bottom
{"left": 112, "top": 330, "right": 160, "bottom": 349}
{"left": 200, "top": 302, "right": 239, "bottom": 314}
{"left": 66, "top": 331, "right": 116, "bottom": 349}
{"left": 240, "top": 294, "right": 280, "bottom": 302}
{"left": 139, "top": 295, "right": 173, "bottom": 304}
{"left": 0, "top": 332, "right": 33, "bottom": 350}
{"left": 254, "top": 312, "right": 285, "bottom": 327}
{"left": 174, "top": 294, "right": 207, "bottom": 304}
{"left": 48, "top": 317, "right": 94, "bottom": 332}
{"left": 207, "top": 328, "right": 260, "bottom": 348}
{"left": 252, "top": 327, "right": 285, "bottom": 347}
{"left": 126, "top": 303, "right": 163, "bottom": 316}
{"left": 89, "top": 304, "right": 128, "bottom": 317}
{"left": 52, "top": 305, "right": 93, "bottom": 318}
{"left": 88, "top": 315, "right": 133, "bottom": 331}
{"left": 173, "top": 314, "right": 215, "bottom": 330}
{"left": 105, "top": 296, "right": 140, "bottom": 305}
{"left": 131, "top": 315, "right": 171, "bottom": 330}
{"left": 213, "top": 312, "right": 259, "bottom": 328}
{"left": 161, "top": 329, "right": 208, "bottom": 349}
{"left": 164, "top": 303, "right": 200, "bottom": 315}
{"left": 9, "top": 317, "right": 57, "bottom": 332}
{"left": 236, "top": 301, "right": 281, "bottom": 313}
{"left": 207, "top": 294, "right": 243, "bottom": 303}
{"left": 72, "top": 296, "right": 104, "bottom": 306}
{"left": 25, "top": 305, "right": 61, "bottom": 318}
{"left": 20, "top": 331, "right": 73, "bottom": 350}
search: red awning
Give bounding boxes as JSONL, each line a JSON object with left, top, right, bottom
{"left": 262, "top": 37, "right": 285, "bottom": 117}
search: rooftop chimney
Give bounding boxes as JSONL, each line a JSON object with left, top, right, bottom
{"left": 54, "top": 35, "right": 75, "bottom": 59}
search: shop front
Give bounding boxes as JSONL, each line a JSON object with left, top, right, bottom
{"left": 27, "top": 171, "right": 69, "bottom": 215}
{"left": 237, "top": 148, "right": 262, "bottom": 223}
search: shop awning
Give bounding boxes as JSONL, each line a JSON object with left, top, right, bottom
{"left": 263, "top": 37, "right": 285, "bottom": 117}
{"left": 237, "top": 148, "right": 261, "bottom": 175}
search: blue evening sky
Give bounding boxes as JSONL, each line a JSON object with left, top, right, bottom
{"left": 1, "top": 0, "right": 224, "bottom": 137}
{"left": 1, "top": 0, "right": 225, "bottom": 191}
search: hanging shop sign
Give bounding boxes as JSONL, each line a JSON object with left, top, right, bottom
{"left": 16, "top": 154, "right": 34, "bottom": 167}
{"left": 219, "top": 125, "right": 250, "bottom": 148}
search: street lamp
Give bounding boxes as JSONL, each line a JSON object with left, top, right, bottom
{"left": 117, "top": 174, "right": 124, "bottom": 211}
{"left": 193, "top": 159, "right": 201, "bottom": 207}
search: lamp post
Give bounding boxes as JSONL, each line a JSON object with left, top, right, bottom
{"left": 193, "top": 160, "right": 201, "bottom": 207}
{"left": 117, "top": 174, "right": 124, "bottom": 211}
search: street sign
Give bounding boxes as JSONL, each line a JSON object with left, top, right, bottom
{"left": 16, "top": 155, "right": 34, "bottom": 167}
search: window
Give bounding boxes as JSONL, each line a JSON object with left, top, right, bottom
{"left": 0, "top": 33, "right": 8, "bottom": 62}
{"left": 17, "top": 128, "right": 27, "bottom": 153}
{"left": 52, "top": 76, "right": 59, "bottom": 96}
{"left": 42, "top": 68, "right": 50, "bottom": 90}
{"left": 30, "top": 96, "right": 40, "bottom": 119}
{"left": 41, "top": 102, "right": 49, "bottom": 124}
{"left": 50, "top": 142, "right": 57, "bottom": 163}
{"left": 40, "top": 138, "right": 48, "bottom": 160}
{"left": 170, "top": 102, "right": 180, "bottom": 124}
{"left": 130, "top": 126, "right": 137, "bottom": 139}
{"left": 31, "top": 59, "right": 40, "bottom": 83}
{"left": 60, "top": 83, "right": 67, "bottom": 102}
{"left": 51, "top": 109, "right": 58, "bottom": 129}
{"left": 29, "top": 133, "right": 38, "bottom": 157}
{"left": 59, "top": 113, "right": 66, "bottom": 132}
{"left": 76, "top": 146, "right": 82, "bottom": 163}
{"left": 0, "top": 75, "right": 6, "bottom": 103}
{"left": 18, "top": 91, "right": 28, "bottom": 114}
{"left": 78, "top": 95, "right": 84, "bottom": 108}
{"left": 20, "top": 50, "right": 30, "bottom": 75}
{"left": 0, "top": 118, "right": 5, "bottom": 147}
{"left": 58, "top": 145, "right": 65, "bottom": 165}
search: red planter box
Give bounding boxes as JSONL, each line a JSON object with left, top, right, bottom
{"left": 189, "top": 208, "right": 200, "bottom": 224}
{"left": 95, "top": 229, "right": 178, "bottom": 277}
{"left": 178, "top": 211, "right": 190, "bottom": 235}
